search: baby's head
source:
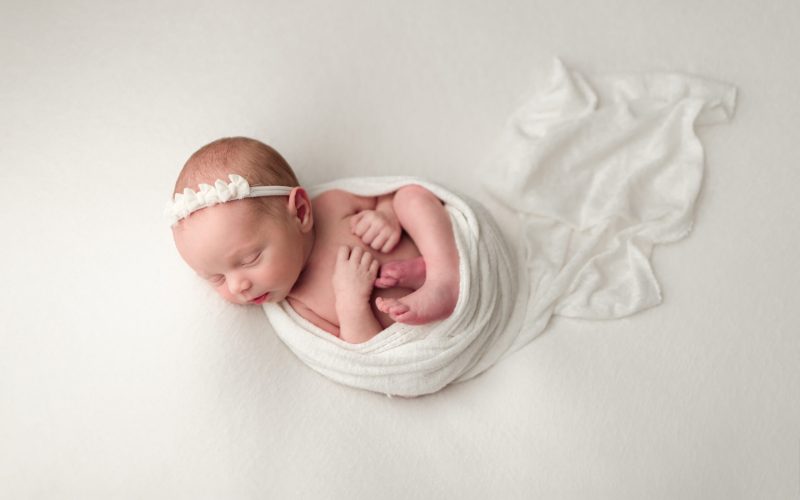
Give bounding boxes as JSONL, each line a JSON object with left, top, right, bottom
{"left": 169, "top": 137, "right": 314, "bottom": 305}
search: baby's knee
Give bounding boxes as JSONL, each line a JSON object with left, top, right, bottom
{"left": 394, "top": 184, "right": 441, "bottom": 207}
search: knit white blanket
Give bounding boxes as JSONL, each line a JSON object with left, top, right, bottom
{"left": 263, "top": 59, "right": 736, "bottom": 397}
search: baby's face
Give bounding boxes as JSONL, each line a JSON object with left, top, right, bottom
{"left": 173, "top": 199, "right": 306, "bottom": 305}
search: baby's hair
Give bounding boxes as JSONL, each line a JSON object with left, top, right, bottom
{"left": 171, "top": 137, "right": 300, "bottom": 227}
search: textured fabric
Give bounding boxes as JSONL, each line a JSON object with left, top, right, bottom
{"left": 487, "top": 59, "right": 736, "bottom": 355}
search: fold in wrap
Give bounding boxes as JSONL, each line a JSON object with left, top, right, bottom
{"left": 263, "top": 59, "right": 736, "bottom": 397}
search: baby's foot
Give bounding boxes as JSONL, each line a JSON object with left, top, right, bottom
{"left": 374, "top": 257, "right": 427, "bottom": 290}
{"left": 375, "top": 278, "right": 458, "bottom": 325}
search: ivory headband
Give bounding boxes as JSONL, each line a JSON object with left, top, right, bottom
{"left": 165, "top": 174, "right": 293, "bottom": 227}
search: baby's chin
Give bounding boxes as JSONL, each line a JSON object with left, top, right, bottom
{"left": 214, "top": 290, "right": 249, "bottom": 306}
{"left": 218, "top": 291, "right": 282, "bottom": 306}
{"left": 222, "top": 295, "right": 254, "bottom": 306}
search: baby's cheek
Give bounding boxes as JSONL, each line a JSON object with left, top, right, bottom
{"left": 215, "top": 284, "right": 237, "bottom": 304}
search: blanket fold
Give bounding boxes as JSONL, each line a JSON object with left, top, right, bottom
{"left": 264, "top": 59, "right": 736, "bottom": 397}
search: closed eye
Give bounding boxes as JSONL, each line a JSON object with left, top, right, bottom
{"left": 242, "top": 253, "right": 261, "bottom": 266}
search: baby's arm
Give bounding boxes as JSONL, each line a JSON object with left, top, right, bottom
{"left": 332, "top": 245, "right": 383, "bottom": 343}
{"left": 350, "top": 194, "right": 402, "bottom": 253}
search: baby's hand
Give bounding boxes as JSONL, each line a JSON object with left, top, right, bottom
{"left": 350, "top": 209, "right": 402, "bottom": 253}
{"left": 332, "top": 245, "right": 379, "bottom": 310}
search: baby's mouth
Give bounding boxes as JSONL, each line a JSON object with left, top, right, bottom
{"left": 250, "top": 292, "right": 270, "bottom": 304}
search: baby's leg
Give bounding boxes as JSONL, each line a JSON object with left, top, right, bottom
{"left": 375, "top": 185, "right": 459, "bottom": 324}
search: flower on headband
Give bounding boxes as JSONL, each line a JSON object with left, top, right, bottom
{"left": 165, "top": 174, "right": 253, "bottom": 226}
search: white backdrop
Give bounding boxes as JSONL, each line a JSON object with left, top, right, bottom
{"left": 2, "top": 1, "right": 799, "bottom": 498}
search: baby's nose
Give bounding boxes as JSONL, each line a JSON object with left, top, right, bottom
{"left": 228, "top": 276, "right": 252, "bottom": 295}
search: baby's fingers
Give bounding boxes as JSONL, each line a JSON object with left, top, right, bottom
{"left": 337, "top": 245, "right": 350, "bottom": 262}
{"left": 370, "top": 231, "right": 388, "bottom": 251}
{"left": 361, "top": 224, "right": 380, "bottom": 244}
{"left": 360, "top": 248, "right": 373, "bottom": 267}
{"left": 351, "top": 212, "right": 374, "bottom": 237}
{"left": 350, "top": 212, "right": 364, "bottom": 230}
{"left": 379, "top": 230, "right": 401, "bottom": 253}
{"left": 349, "top": 245, "right": 364, "bottom": 262}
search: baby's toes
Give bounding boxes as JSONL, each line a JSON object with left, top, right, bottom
{"left": 375, "top": 296, "right": 392, "bottom": 313}
{"left": 374, "top": 276, "right": 399, "bottom": 289}
{"left": 387, "top": 302, "right": 410, "bottom": 317}
{"left": 390, "top": 309, "right": 414, "bottom": 323}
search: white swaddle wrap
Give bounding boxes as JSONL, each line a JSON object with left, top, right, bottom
{"left": 264, "top": 59, "right": 736, "bottom": 397}
{"left": 265, "top": 177, "right": 527, "bottom": 397}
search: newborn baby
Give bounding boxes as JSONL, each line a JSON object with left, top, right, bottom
{"left": 168, "top": 137, "right": 460, "bottom": 344}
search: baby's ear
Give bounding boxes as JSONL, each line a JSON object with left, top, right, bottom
{"left": 288, "top": 187, "right": 313, "bottom": 230}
